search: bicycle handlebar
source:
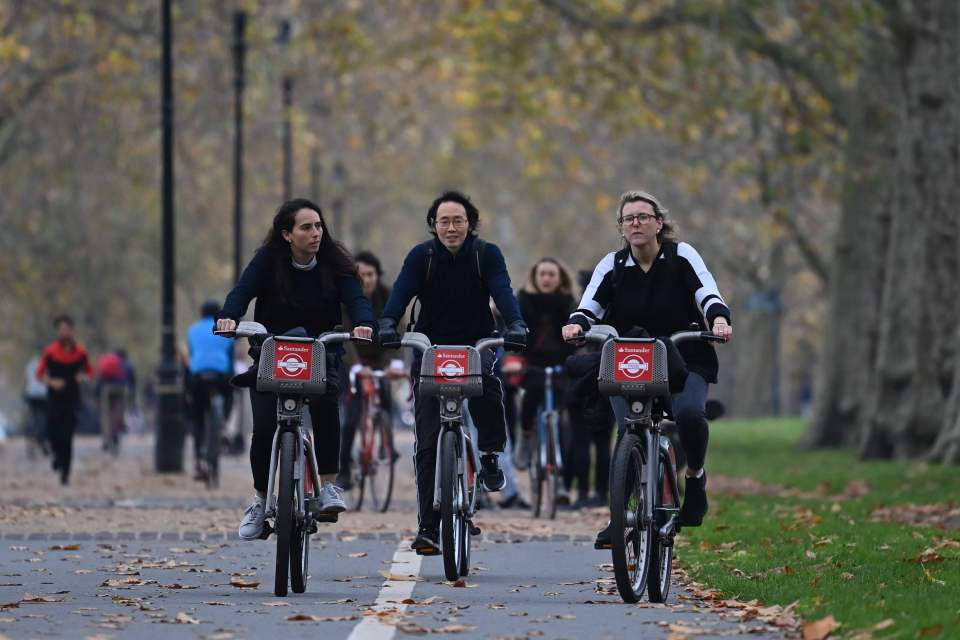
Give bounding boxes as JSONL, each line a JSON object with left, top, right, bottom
{"left": 397, "top": 332, "right": 505, "bottom": 354}
{"left": 565, "top": 324, "right": 726, "bottom": 346}
{"left": 214, "top": 321, "right": 371, "bottom": 346}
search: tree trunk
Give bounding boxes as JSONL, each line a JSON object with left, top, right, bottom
{"left": 802, "top": 71, "right": 894, "bottom": 448}
{"left": 859, "top": 1, "right": 960, "bottom": 459}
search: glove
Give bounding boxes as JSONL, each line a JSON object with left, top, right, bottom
{"left": 504, "top": 321, "right": 528, "bottom": 350}
{"left": 378, "top": 318, "right": 401, "bottom": 348}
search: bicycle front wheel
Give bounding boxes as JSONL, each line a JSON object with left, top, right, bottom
{"left": 530, "top": 416, "right": 544, "bottom": 518}
{"left": 368, "top": 412, "right": 396, "bottom": 513}
{"left": 439, "top": 430, "right": 462, "bottom": 581}
{"left": 274, "top": 431, "right": 296, "bottom": 597}
{"left": 647, "top": 447, "right": 678, "bottom": 602}
{"left": 290, "top": 481, "right": 309, "bottom": 593}
{"left": 609, "top": 432, "right": 652, "bottom": 603}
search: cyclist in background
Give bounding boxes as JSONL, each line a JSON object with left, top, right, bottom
{"left": 338, "top": 250, "right": 399, "bottom": 489}
{"left": 186, "top": 300, "right": 235, "bottom": 481}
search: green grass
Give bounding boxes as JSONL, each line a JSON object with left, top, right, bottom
{"left": 679, "top": 418, "right": 960, "bottom": 639}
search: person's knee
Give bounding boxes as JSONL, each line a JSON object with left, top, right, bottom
{"left": 675, "top": 406, "right": 706, "bottom": 430}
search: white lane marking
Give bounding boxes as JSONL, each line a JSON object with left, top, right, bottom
{"left": 346, "top": 542, "right": 423, "bottom": 640}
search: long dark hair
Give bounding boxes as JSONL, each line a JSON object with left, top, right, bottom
{"left": 261, "top": 198, "right": 357, "bottom": 302}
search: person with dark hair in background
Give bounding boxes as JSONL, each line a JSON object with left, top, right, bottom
{"left": 36, "top": 315, "right": 93, "bottom": 485}
{"left": 338, "top": 250, "right": 399, "bottom": 489}
{"left": 378, "top": 190, "right": 527, "bottom": 555}
{"left": 217, "top": 198, "right": 374, "bottom": 540}
{"left": 185, "top": 300, "right": 235, "bottom": 480}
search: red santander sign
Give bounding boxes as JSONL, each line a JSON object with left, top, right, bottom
{"left": 434, "top": 349, "right": 469, "bottom": 384}
{"left": 274, "top": 341, "right": 312, "bottom": 381}
{"left": 613, "top": 343, "right": 653, "bottom": 382}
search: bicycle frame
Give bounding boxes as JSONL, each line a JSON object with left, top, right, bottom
{"left": 264, "top": 395, "right": 322, "bottom": 521}
{"left": 621, "top": 401, "right": 680, "bottom": 540}
{"left": 537, "top": 366, "right": 563, "bottom": 474}
{"left": 431, "top": 399, "right": 480, "bottom": 515}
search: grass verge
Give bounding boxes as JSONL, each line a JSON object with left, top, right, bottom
{"left": 678, "top": 418, "right": 960, "bottom": 639}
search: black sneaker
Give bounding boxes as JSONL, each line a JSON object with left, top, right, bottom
{"left": 497, "top": 493, "right": 531, "bottom": 510}
{"left": 411, "top": 526, "right": 440, "bottom": 555}
{"left": 479, "top": 453, "right": 506, "bottom": 492}
{"left": 680, "top": 470, "right": 708, "bottom": 527}
{"left": 594, "top": 522, "right": 612, "bottom": 550}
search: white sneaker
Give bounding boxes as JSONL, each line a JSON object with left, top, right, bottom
{"left": 238, "top": 498, "right": 265, "bottom": 540}
{"left": 319, "top": 483, "right": 347, "bottom": 513}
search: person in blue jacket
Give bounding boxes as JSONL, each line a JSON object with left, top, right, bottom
{"left": 216, "top": 198, "right": 374, "bottom": 540}
{"left": 378, "top": 190, "right": 527, "bottom": 555}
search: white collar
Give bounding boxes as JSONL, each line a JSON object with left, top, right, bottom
{"left": 291, "top": 255, "right": 317, "bottom": 271}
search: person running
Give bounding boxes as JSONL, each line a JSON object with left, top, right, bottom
{"left": 378, "top": 190, "right": 527, "bottom": 554}
{"left": 216, "top": 198, "right": 374, "bottom": 540}
{"left": 35, "top": 315, "right": 93, "bottom": 485}
{"left": 186, "top": 301, "right": 235, "bottom": 480}
{"left": 561, "top": 189, "right": 732, "bottom": 545}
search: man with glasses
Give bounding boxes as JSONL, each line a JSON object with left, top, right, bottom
{"left": 379, "top": 190, "right": 527, "bottom": 555}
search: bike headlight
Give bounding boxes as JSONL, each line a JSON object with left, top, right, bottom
{"left": 445, "top": 399, "right": 458, "bottom": 413}
{"left": 631, "top": 401, "right": 644, "bottom": 414}
{"left": 283, "top": 398, "right": 297, "bottom": 411}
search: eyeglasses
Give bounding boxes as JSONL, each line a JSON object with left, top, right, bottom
{"left": 619, "top": 213, "right": 658, "bottom": 226}
{"left": 435, "top": 217, "right": 468, "bottom": 229}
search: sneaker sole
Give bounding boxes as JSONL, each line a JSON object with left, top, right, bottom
{"left": 238, "top": 529, "right": 264, "bottom": 541}
{"left": 322, "top": 503, "right": 347, "bottom": 513}
{"left": 481, "top": 477, "right": 506, "bottom": 492}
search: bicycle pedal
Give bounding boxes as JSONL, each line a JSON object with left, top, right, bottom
{"left": 307, "top": 522, "right": 319, "bottom": 535}
{"left": 415, "top": 547, "right": 441, "bottom": 556}
{"left": 593, "top": 541, "right": 612, "bottom": 550}
{"left": 467, "top": 521, "right": 481, "bottom": 536}
{"left": 258, "top": 521, "right": 274, "bottom": 540}
{"left": 313, "top": 512, "right": 339, "bottom": 524}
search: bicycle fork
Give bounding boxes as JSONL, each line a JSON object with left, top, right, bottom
{"left": 264, "top": 398, "right": 322, "bottom": 523}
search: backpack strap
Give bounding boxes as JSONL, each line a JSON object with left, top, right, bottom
{"left": 605, "top": 246, "right": 631, "bottom": 321}
{"left": 406, "top": 240, "right": 436, "bottom": 332}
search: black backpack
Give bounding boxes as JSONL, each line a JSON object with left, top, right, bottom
{"left": 406, "top": 238, "right": 489, "bottom": 331}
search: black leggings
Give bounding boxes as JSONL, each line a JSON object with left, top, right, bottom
{"left": 47, "top": 398, "right": 78, "bottom": 479}
{"left": 564, "top": 422, "right": 613, "bottom": 500}
{"left": 248, "top": 365, "right": 342, "bottom": 493}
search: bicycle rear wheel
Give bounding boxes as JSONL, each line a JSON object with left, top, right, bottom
{"left": 274, "top": 431, "right": 296, "bottom": 597}
{"left": 368, "top": 412, "right": 396, "bottom": 513}
{"left": 439, "top": 430, "right": 462, "bottom": 581}
{"left": 609, "top": 432, "right": 652, "bottom": 603}
{"left": 647, "top": 447, "right": 677, "bottom": 602}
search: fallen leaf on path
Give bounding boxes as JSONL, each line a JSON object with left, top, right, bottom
{"left": 347, "top": 552, "right": 368, "bottom": 558}
{"left": 447, "top": 578, "right": 476, "bottom": 588}
{"left": 229, "top": 577, "right": 260, "bottom": 588}
{"left": 21, "top": 593, "right": 65, "bottom": 603}
{"left": 803, "top": 614, "right": 840, "bottom": 640}
{"left": 161, "top": 583, "right": 198, "bottom": 589}
{"left": 378, "top": 570, "right": 422, "bottom": 582}
{"left": 395, "top": 621, "right": 430, "bottom": 634}
{"left": 433, "top": 625, "right": 475, "bottom": 633}
{"left": 175, "top": 612, "right": 201, "bottom": 624}
{"left": 204, "top": 602, "right": 231, "bottom": 606}
{"left": 262, "top": 601, "right": 290, "bottom": 607}
{"left": 286, "top": 613, "right": 358, "bottom": 622}
{"left": 49, "top": 544, "right": 81, "bottom": 551}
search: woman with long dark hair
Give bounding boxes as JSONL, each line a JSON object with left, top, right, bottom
{"left": 216, "top": 198, "right": 374, "bottom": 540}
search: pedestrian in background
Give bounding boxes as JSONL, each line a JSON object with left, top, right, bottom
{"left": 23, "top": 349, "right": 50, "bottom": 459}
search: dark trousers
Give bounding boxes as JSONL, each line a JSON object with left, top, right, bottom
{"left": 24, "top": 397, "right": 47, "bottom": 448}
{"left": 47, "top": 398, "right": 78, "bottom": 480}
{"left": 248, "top": 365, "right": 341, "bottom": 493}
{"left": 339, "top": 374, "right": 393, "bottom": 474}
{"left": 190, "top": 372, "right": 234, "bottom": 466}
{"left": 611, "top": 372, "right": 710, "bottom": 471}
{"left": 567, "top": 424, "right": 613, "bottom": 500}
{"left": 413, "top": 351, "right": 507, "bottom": 529}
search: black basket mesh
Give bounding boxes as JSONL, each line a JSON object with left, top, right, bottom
{"left": 256, "top": 336, "right": 327, "bottom": 395}
{"left": 418, "top": 345, "right": 484, "bottom": 398}
{"left": 597, "top": 338, "right": 669, "bottom": 399}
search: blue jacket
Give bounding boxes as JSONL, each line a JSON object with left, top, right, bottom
{"left": 188, "top": 317, "right": 233, "bottom": 375}
{"left": 381, "top": 235, "right": 524, "bottom": 345}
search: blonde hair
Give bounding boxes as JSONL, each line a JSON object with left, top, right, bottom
{"left": 616, "top": 189, "right": 679, "bottom": 242}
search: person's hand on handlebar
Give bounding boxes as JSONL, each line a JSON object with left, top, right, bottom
{"left": 216, "top": 318, "right": 237, "bottom": 334}
{"left": 352, "top": 325, "right": 373, "bottom": 341}
{"left": 711, "top": 317, "right": 732, "bottom": 342}
{"left": 378, "top": 318, "right": 401, "bottom": 348}
{"left": 561, "top": 323, "right": 584, "bottom": 342}
{"left": 504, "top": 321, "right": 528, "bottom": 349}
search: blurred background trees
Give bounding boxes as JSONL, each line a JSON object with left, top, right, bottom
{"left": 1, "top": 1, "right": 957, "bottom": 462}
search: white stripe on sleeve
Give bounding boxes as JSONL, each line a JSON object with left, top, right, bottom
{"left": 575, "top": 252, "right": 616, "bottom": 323}
{"left": 677, "top": 242, "right": 726, "bottom": 314}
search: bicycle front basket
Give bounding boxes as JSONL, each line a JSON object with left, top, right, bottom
{"left": 418, "top": 345, "right": 484, "bottom": 397}
{"left": 256, "top": 336, "right": 327, "bottom": 395}
{"left": 597, "top": 338, "right": 669, "bottom": 399}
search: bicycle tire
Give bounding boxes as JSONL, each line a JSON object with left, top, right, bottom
{"left": 351, "top": 402, "right": 369, "bottom": 511}
{"left": 647, "top": 447, "right": 676, "bottom": 603}
{"left": 530, "top": 414, "right": 544, "bottom": 518}
{"left": 545, "top": 412, "right": 559, "bottom": 520}
{"left": 368, "top": 412, "right": 395, "bottom": 513}
{"left": 274, "top": 430, "right": 296, "bottom": 597}
{"left": 290, "top": 469, "right": 309, "bottom": 594}
{"left": 440, "top": 430, "right": 461, "bottom": 581}
{"left": 609, "top": 432, "right": 652, "bottom": 603}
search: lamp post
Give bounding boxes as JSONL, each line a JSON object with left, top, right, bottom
{"left": 277, "top": 20, "right": 293, "bottom": 201}
{"left": 155, "top": 0, "right": 183, "bottom": 472}
{"left": 331, "top": 160, "right": 346, "bottom": 241}
{"left": 233, "top": 10, "right": 246, "bottom": 283}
